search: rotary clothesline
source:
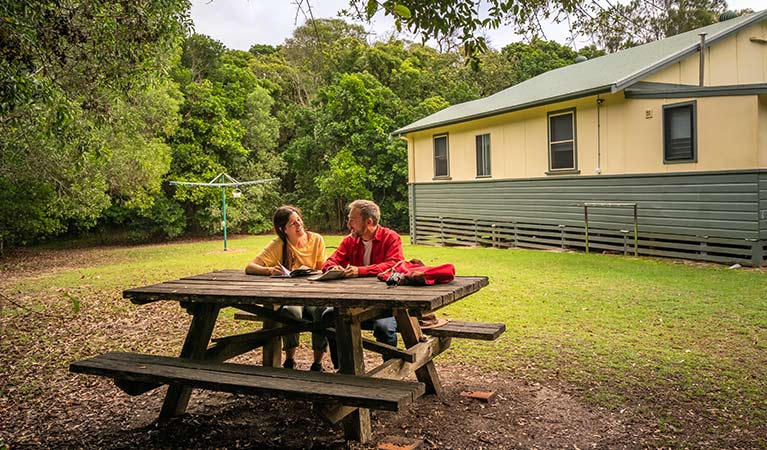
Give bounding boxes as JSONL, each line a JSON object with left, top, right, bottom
{"left": 170, "top": 173, "right": 278, "bottom": 251}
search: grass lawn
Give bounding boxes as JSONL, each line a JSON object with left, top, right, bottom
{"left": 2, "top": 235, "right": 766, "bottom": 447}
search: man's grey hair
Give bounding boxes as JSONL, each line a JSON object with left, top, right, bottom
{"left": 348, "top": 199, "right": 380, "bottom": 226}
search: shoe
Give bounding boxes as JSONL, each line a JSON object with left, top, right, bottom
{"left": 283, "top": 358, "right": 295, "bottom": 369}
{"left": 310, "top": 362, "right": 323, "bottom": 372}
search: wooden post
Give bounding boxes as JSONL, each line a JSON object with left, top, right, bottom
{"left": 439, "top": 216, "right": 444, "bottom": 246}
{"left": 160, "top": 303, "right": 220, "bottom": 418}
{"left": 633, "top": 204, "right": 639, "bottom": 257}
{"left": 261, "top": 305, "right": 282, "bottom": 367}
{"left": 584, "top": 206, "right": 590, "bottom": 253}
{"left": 558, "top": 224, "right": 566, "bottom": 249}
{"left": 513, "top": 221, "right": 518, "bottom": 248}
{"left": 621, "top": 229, "right": 629, "bottom": 256}
{"left": 749, "top": 239, "right": 763, "bottom": 267}
{"left": 393, "top": 308, "right": 443, "bottom": 397}
{"left": 334, "top": 308, "right": 371, "bottom": 443}
{"left": 700, "top": 235, "right": 709, "bottom": 258}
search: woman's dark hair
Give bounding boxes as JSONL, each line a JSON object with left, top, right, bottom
{"left": 273, "top": 205, "right": 302, "bottom": 268}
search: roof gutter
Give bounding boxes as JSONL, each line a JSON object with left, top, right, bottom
{"left": 390, "top": 85, "right": 612, "bottom": 137}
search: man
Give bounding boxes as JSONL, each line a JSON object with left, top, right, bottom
{"left": 321, "top": 199, "right": 403, "bottom": 366}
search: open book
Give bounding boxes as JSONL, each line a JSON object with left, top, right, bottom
{"left": 271, "top": 264, "right": 320, "bottom": 278}
{"left": 307, "top": 267, "right": 346, "bottom": 281}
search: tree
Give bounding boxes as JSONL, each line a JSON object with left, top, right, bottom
{"left": 0, "top": 0, "right": 190, "bottom": 247}
{"left": 282, "top": 18, "right": 369, "bottom": 98}
{"left": 576, "top": 0, "right": 729, "bottom": 52}
{"left": 501, "top": 39, "right": 605, "bottom": 84}
{"left": 283, "top": 72, "right": 407, "bottom": 230}
{"left": 168, "top": 39, "right": 282, "bottom": 234}
{"left": 346, "top": 0, "right": 741, "bottom": 62}
{"left": 347, "top": 0, "right": 586, "bottom": 66}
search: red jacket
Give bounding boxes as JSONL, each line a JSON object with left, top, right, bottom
{"left": 323, "top": 225, "right": 404, "bottom": 277}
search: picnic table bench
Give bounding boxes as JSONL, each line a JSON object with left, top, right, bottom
{"left": 69, "top": 270, "right": 495, "bottom": 443}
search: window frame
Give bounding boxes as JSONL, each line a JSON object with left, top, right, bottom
{"left": 662, "top": 100, "right": 698, "bottom": 164}
{"left": 433, "top": 133, "right": 450, "bottom": 179}
{"left": 475, "top": 133, "right": 491, "bottom": 178}
{"left": 547, "top": 108, "right": 578, "bottom": 174}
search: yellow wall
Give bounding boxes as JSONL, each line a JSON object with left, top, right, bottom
{"left": 407, "top": 22, "right": 767, "bottom": 183}
{"left": 644, "top": 21, "right": 767, "bottom": 86}
{"left": 407, "top": 94, "right": 761, "bottom": 182}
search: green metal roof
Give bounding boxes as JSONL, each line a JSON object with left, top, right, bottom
{"left": 393, "top": 9, "right": 767, "bottom": 136}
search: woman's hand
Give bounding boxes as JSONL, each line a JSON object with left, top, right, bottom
{"left": 269, "top": 266, "right": 284, "bottom": 276}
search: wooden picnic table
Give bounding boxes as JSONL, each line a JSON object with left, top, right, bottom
{"left": 72, "top": 269, "right": 490, "bottom": 443}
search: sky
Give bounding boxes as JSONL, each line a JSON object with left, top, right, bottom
{"left": 190, "top": 0, "right": 767, "bottom": 52}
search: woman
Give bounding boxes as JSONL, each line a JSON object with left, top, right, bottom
{"left": 246, "top": 205, "right": 328, "bottom": 371}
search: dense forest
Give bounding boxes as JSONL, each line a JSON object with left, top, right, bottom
{"left": 0, "top": 0, "right": 741, "bottom": 249}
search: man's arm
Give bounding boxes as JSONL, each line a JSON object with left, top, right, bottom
{"left": 322, "top": 236, "right": 353, "bottom": 271}
{"left": 357, "top": 231, "right": 403, "bottom": 277}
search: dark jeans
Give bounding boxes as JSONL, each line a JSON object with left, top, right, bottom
{"left": 320, "top": 308, "right": 397, "bottom": 369}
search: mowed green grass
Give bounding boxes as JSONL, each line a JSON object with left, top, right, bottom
{"left": 4, "top": 235, "right": 767, "bottom": 440}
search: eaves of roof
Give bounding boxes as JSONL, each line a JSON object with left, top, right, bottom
{"left": 625, "top": 81, "right": 767, "bottom": 98}
{"left": 392, "top": 85, "right": 612, "bottom": 137}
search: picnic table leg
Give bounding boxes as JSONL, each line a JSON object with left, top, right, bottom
{"left": 159, "top": 303, "right": 220, "bottom": 418}
{"left": 393, "top": 308, "right": 444, "bottom": 397}
{"left": 334, "top": 308, "right": 371, "bottom": 443}
{"left": 261, "top": 305, "right": 282, "bottom": 367}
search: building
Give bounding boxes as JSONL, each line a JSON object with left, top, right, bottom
{"left": 393, "top": 10, "right": 767, "bottom": 266}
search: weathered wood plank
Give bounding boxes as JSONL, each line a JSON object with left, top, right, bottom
{"left": 179, "top": 272, "right": 486, "bottom": 294}
{"left": 123, "top": 275, "right": 488, "bottom": 312}
{"left": 334, "top": 308, "right": 371, "bottom": 442}
{"left": 158, "top": 281, "right": 445, "bottom": 299}
{"left": 422, "top": 321, "right": 506, "bottom": 341}
{"left": 319, "top": 336, "right": 450, "bottom": 424}
{"left": 393, "top": 308, "right": 442, "bottom": 397}
{"left": 160, "top": 303, "right": 219, "bottom": 417}
{"left": 70, "top": 352, "right": 424, "bottom": 411}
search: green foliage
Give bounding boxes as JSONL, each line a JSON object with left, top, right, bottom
{"left": 0, "top": 86, "right": 110, "bottom": 244}
{"left": 249, "top": 43, "right": 280, "bottom": 55}
{"left": 0, "top": 0, "right": 190, "bottom": 246}
{"left": 168, "top": 36, "right": 282, "bottom": 234}
{"left": 347, "top": 0, "right": 586, "bottom": 67}
{"left": 347, "top": 1, "right": 732, "bottom": 63}
{"left": 502, "top": 38, "right": 606, "bottom": 84}
{"left": 180, "top": 33, "right": 226, "bottom": 82}
{"left": 294, "top": 72, "right": 406, "bottom": 230}
{"left": 576, "top": 0, "right": 729, "bottom": 52}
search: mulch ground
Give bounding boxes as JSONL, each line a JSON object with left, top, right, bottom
{"left": 2, "top": 350, "right": 644, "bottom": 450}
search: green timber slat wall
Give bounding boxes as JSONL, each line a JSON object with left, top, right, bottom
{"left": 408, "top": 180, "right": 417, "bottom": 243}
{"left": 760, "top": 171, "right": 767, "bottom": 239}
{"left": 409, "top": 170, "right": 767, "bottom": 265}
{"left": 412, "top": 171, "right": 761, "bottom": 240}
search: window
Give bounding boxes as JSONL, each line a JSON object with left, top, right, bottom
{"left": 433, "top": 134, "right": 449, "bottom": 178}
{"left": 548, "top": 109, "right": 577, "bottom": 171}
{"left": 663, "top": 101, "right": 697, "bottom": 163}
{"left": 476, "top": 134, "right": 491, "bottom": 177}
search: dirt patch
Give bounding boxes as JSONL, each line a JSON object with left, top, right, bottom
{"left": 1, "top": 346, "right": 642, "bottom": 450}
